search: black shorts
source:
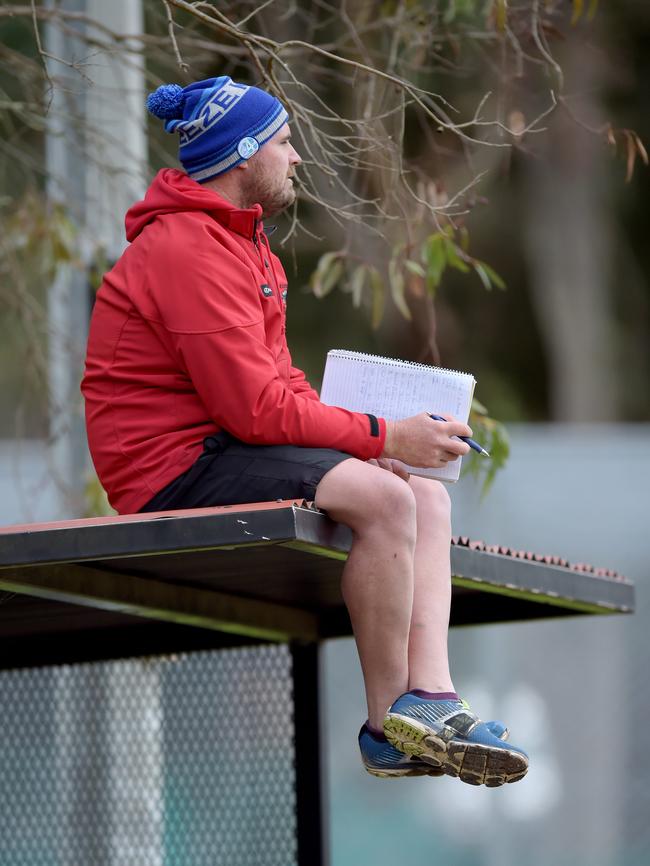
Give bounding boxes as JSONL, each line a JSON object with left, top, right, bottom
{"left": 140, "top": 431, "right": 352, "bottom": 512}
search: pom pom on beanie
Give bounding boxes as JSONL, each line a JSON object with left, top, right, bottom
{"left": 146, "top": 76, "right": 288, "bottom": 182}
{"left": 146, "top": 84, "right": 186, "bottom": 120}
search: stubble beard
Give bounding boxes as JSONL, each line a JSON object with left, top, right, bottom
{"left": 242, "top": 165, "right": 296, "bottom": 218}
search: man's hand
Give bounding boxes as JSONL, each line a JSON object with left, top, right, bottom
{"left": 367, "top": 457, "right": 410, "bottom": 482}
{"left": 381, "top": 412, "right": 471, "bottom": 468}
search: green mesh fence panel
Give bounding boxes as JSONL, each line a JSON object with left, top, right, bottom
{"left": 0, "top": 645, "right": 297, "bottom": 866}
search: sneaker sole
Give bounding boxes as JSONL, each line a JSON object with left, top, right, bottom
{"left": 383, "top": 714, "right": 528, "bottom": 787}
{"left": 363, "top": 763, "right": 432, "bottom": 779}
{"left": 382, "top": 713, "right": 447, "bottom": 761}
{"left": 443, "top": 739, "right": 529, "bottom": 787}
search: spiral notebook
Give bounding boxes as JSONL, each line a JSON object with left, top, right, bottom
{"left": 320, "top": 349, "right": 476, "bottom": 482}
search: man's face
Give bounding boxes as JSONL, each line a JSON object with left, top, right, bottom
{"left": 241, "top": 123, "right": 301, "bottom": 217}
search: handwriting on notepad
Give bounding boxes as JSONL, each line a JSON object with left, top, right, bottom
{"left": 319, "top": 350, "right": 477, "bottom": 483}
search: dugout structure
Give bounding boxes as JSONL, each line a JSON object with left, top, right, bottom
{"left": 0, "top": 501, "right": 634, "bottom": 866}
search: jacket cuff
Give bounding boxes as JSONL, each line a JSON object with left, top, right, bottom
{"left": 367, "top": 415, "right": 386, "bottom": 458}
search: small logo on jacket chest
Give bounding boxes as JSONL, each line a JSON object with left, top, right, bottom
{"left": 260, "top": 283, "right": 273, "bottom": 297}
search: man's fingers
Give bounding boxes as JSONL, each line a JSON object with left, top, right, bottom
{"left": 439, "top": 438, "right": 470, "bottom": 459}
{"left": 390, "top": 459, "right": 410, "bottom": 481}
{"left": 385, "top": 413, "right": 473, "bottom": 468}
{"left": 369, "top": 457, "right": 398, "bottom": 473}
{"left": 369, "top": 456, "right": 410, "bottom": 480}
{"left": 445, "top": 421, "right": 473, "bottom": 439}
{"left": 426, "top": 413, "right": 472, "bottom": 439}
{"left": 450, "top": 439, "right": 471, "bottom": 456}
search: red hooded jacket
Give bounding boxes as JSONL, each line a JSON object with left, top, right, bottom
{"left": 81, "top": 169, "right": 386, "bottom": 514}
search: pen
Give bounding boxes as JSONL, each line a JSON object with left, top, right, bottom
{"left": 428, "top": 414, "right": 490, "bottom": 457}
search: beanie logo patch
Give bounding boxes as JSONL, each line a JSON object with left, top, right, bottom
{"left": 237, "top": 137, "right": 259, "bottom": 160}
{"left": 261, "top": 284, "right": 273, "bottom": 297}
{"left": 179, "top": 80, "right": 250, "bottom": 145}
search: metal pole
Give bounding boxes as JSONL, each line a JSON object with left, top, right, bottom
{"left": 291, "top": 641, "right": 329, "bottom": 866}
{"left": 45, "top": 0, "right": 91, "bottom": 518}
{"left": 45, "top": 0, "right": 146, "bottom": 518}
{"left": 45, "top": 5, "right": 155, "bottom": 865}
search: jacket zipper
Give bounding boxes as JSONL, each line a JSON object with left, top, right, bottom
{"left": 253, "top": 220, "right": 283, "bottom": 308}
{"left": 261, "top": 235, "right": 283, "bottom": 305}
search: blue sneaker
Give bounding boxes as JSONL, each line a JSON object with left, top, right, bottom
{"left": 359, "top": 719, "right": 510, "bottom": 779}
{"left": 359, "top": 724, "right": 431, "bottom": 777}
{"left": 383, "top": 693, "right": 528, "bottom": 787}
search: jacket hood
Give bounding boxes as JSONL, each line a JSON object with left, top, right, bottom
{"left": 125, "top": 168, "right": 262, "bottom": 242}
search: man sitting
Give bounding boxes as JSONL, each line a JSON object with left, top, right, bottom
{"left": 81, "top": 76, "right": 528, "bottom": 787}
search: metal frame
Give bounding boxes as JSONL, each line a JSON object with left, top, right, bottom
{"left": 0, "top": 503, "right": 635, "bottom": 649}
{"left": 291, "top": 642, "right": 328, "bottom": 866}
{"left": 0, "top": 501, "right": 635, "bottom": 866}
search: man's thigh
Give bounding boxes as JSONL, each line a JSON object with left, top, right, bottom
{"left": 141, "top": 433, "right": 353, "bottom": 511}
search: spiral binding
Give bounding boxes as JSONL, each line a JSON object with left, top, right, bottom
{"left": 327, "top": 349, "right": 473, "bottom": 380}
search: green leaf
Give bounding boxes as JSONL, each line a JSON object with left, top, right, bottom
{"left": 405, "top": 259, "right": 426, "bottom": 278}
{"left": 51, "top": 236, "right": 74, "bottom": 265}
{"left": 311, "top": 251, "right": 341, "bottom": 298}
{"left": 443, "top": 0, "right": 457, "bottom": 23}
{"left": 424, "top": 234, "right": 447, "bottom": 293}
{"left": 316, "top": 250, "right": 340, "bottom": 271}
{"left": 474, "top": 263, "right": 493, "bottom": 291}
{"left": 443, "top": 237, "right": 471, "bottom": 273}
{"left": 482, "top": 263, "right": 506, "bottom": 290}
{"left": 463, "top": 408, "right": 510, "bottom": 497}
{"left": 369, "top": 267, "right": 385, "bottom": 329}
{"left": 389, "top": 259, "right": 412, "bottom": 320}
{"left": 322, "top": 260, "right": 343, "bottom": 295}
{"left": 476, "top": 260, "right": 506, "bottom": 290}
{"left": 571, "top": 0, "right": 583, "bottom": 25}
{"left": 495, "top": 0, "right": 508, "bottom": 32}
{"left": 349, "top": 265, "right": 367, "bottom": 309}
{"left": 471, "top": 397, "right": 488, "bottom": 415}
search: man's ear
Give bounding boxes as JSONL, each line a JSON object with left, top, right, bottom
{"left": 234, "top": 161, "right": 250, "bottom": 172}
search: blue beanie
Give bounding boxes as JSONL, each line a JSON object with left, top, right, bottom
{"left": 146, "top": 76, "right": 289, "bottom": 183}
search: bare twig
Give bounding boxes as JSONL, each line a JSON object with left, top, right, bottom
{"left": 30, "top": 0, "right": 55, "bottom": 107}
{"left": 163, "top": 0, "right": 190, "bottom": 73}
{"left": 531, "top": 0, "right": 564, "bottom": 90}
{"left": 237, "top": 0, "right": 280, "bottom": 29}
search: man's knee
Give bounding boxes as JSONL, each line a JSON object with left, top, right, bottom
{"left": 410, "top": 476, "right": 451, "bottom": 526}
{"left": 315, "top": 458, "right": 416, "bottom": 534}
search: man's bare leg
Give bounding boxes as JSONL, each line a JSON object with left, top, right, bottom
{"left": 314, "top": 458, "right": 417, "bottom": 729}
{"left": 379, "top": 475, "right": 529, "bottom": 785}
{"left": 407, "top": 476, "right": 455, "bottom": 693}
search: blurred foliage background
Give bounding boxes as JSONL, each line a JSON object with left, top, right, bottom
{"left": 1, "top": 5, "right": 649, "bottom": 865}
{"left": 0, "top": 0, "right": 648, "bottom": 500}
